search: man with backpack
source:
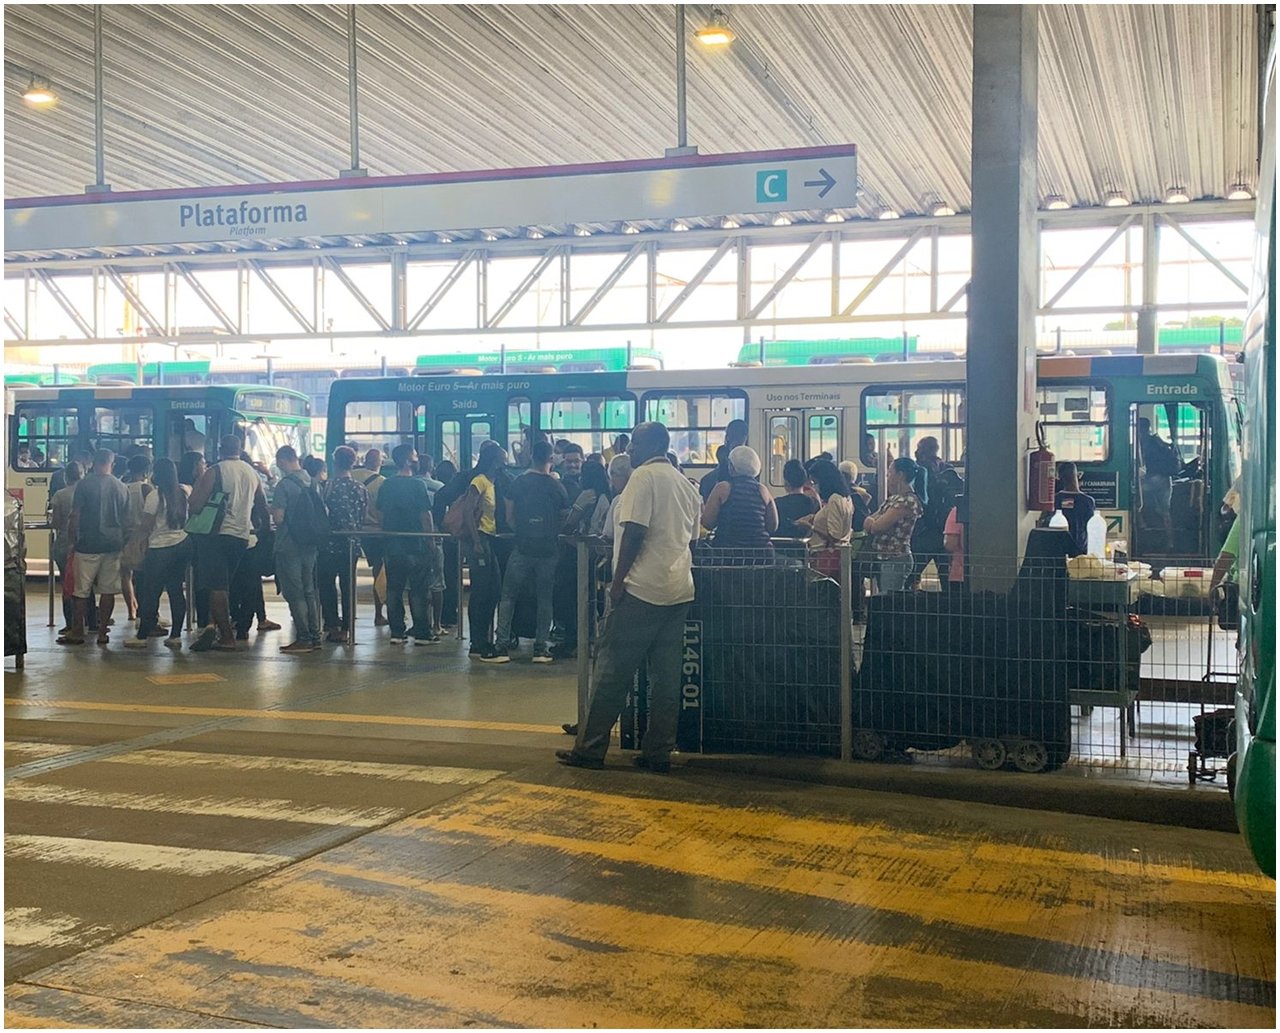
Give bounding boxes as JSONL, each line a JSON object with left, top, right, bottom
{"left": 378, "top": 443, "right": 438, "bottom": 646}
{"left": 271, "top": 445, "right": 325, "bottom": 653}
{"left": 484, "top": 440, "right": 569, "bottom": 664}
{"left": 318, "top": 446, "right": 368, "bottom": 642}
{"left": 911, "top": 436, "right": 956, "bottom": 586}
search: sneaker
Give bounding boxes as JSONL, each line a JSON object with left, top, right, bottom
{"left": 413, "top": 637, "right": 435, "bottom": 646}
{"left": 147, "top": 626, "right": 168, "bottom": 638}
{"left": 163, "top": 636, "right": 183, "bottom": 648}
{"left": 326, "top": 630, "right": 347, "bottom": 643}
{"left": 479, "top": 646, "right": 511, "bottom": 664}
{"left": 389, "top": 636, "right": 407, "bottom": 645}
{"left": 532, "top": 648, "right": 554, "bottom": 664}
{"left": 123, "top": 638, "right": 148, "bottom": 649}
{"left": 280, "top": 641, "right": 314, "bottom": 654}
{"left": 257, "top": 619, "right": 283, "bottom": 632}
{"left": 190, "top": 627, "right": 218, "bottom": 652}
{"left": 374, "top": 615, "right": 389, "bottom": 627}
{"left": 633, "top": 755, "right": 671, "bottom": 774}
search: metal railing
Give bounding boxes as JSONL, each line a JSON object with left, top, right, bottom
{"left": 575, "top": 533, "right": 1238, "bottom": 781}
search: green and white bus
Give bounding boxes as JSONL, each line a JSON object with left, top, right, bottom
{"left": 7, "top": 384, "right": 310, "bottom": 570}
{"left": 327, "top": 351, "right": 1239, "bottom": 562}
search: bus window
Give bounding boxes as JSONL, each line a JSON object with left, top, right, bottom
{"left": 440, "top": 419, "right": 462, "bottom": 469}
{"left": 863, "top": 387, "right": 965, "bottom": 466}
{"left": 507, "top": 397, "right": 532, "bottom": 465}
{"left": 1038, "top": 385, "right": 1109, "bottom": 462}
{"left": 93, "top": 406, "right": 154, "bottom": 459}
{"left": 169, "top": 414, "right": 209, "bottom": 461}
{"left": 539, "top": 396, "right": 636, "bottom": 455}
{"left": 342, "top": 400, "right": 419, "bottom": 458}
{"left": 468, "top": 420, "right": 493, "bottom": 468}
{"left": 13, "top": 405, "right": 79, "bottom": 471}
{"left": 767, "top": 414, "right": 799, "bottom": 487}
{"left": 239, "top": 417, "right": 309, "bottom": 477}
{"left": 643, "top": 392, "right": 746, "bottom": 467}
{"left": 807, "top": 413, "right": 840, "bottom": 461}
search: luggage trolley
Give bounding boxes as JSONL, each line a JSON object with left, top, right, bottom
{"left": 1188, "top": 584, "right": 1239, "bottom": 785}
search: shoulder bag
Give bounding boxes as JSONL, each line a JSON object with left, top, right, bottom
{"left": 185, "top": 465, "right": 227, "bottom": 536}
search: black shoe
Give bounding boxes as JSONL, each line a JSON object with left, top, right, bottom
{"left": 556, "top": 749, "right": 603, "bottom": 770}
{"left": 634, "top": 755, "right": 671, "bottom": 774}
{"left": 561, "top": 723, "right": 578, "bottom": 737}
{"left": 479, "top": 646, "right": 511, "bottom": 664}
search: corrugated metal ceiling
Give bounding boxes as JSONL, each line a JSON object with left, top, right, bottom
{"left": 2, "top": 4, "right": 1262, "bottom": 215}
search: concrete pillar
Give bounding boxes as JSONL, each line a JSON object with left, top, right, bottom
{"left": 966, "top": 5, "right": 1039, "bottom": 577}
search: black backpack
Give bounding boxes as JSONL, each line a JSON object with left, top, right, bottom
{"left": 285, "top": 475, "right": 330, "bottom": 550}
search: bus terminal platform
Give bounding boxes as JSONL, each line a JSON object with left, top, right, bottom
{"left": 4, "top": 599, "right": 1274, "bottom": 1029}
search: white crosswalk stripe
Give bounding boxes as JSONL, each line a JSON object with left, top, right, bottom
{"left": 3, "top": 739, "right": 506, "bottom": 971}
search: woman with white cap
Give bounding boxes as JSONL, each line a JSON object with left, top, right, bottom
{"left": 701, "top": 445, "right": 777, "bottom": 559}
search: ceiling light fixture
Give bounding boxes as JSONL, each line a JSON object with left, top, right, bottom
{"left": 622, "top": 223, "right": 640, "bottom": 234}
{"left": 574, "top": 226, "right": 591, "bottom": 237}
{"left": 877, "top": 208, "right": 900, "bottom": 220}
{"left": 671, "top": 220, "right": 690, "bottom": 232}
{"left": 930, "top": 202, "right": 955, "bottom": 217}
{"left": 824, "top": 213, "right": 845, "bottom": 223}
{"left": 482, "top": 231, "right": 498, "bottom": 242}
{"left": 21, "top": 76, "right": 57, "bottom": 107}
{"left": 722, "top": 217, "right": 739, "bottom": 229}
{"left": 1104, "top": 191, "right": 1131, "bottom": 207}
{"left": 771, "top": 214, "right": 792, "bottom": 227}
{"left": 1226, "top": 183, "right": 1253, "bottom": 200}
{"left": 1044, "top": 194, "right": 1070, "bottom": 210}
{"left": 1164, "top": 186, "right": 1190, "bottom": 204}
{"left": 527, "top": 228, "right": 545, "bottom": 239}
{"left": 437, "top": 233, "right": 453, "bottom": 244}
{"left": 695, "top": 8, "right": 735, "bottom": 46}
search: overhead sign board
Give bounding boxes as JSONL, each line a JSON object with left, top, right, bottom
{"left": 4, "top": 145, "right": 857, "bottom": 255}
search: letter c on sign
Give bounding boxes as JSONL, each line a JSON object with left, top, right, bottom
{"left": 762, "top": 174, "right": 782, "bottom": 200}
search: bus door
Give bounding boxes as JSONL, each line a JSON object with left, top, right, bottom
{"left": 763, "top": 408, "right": 843, "bottom": 491}
{"left": 1131, "top": 400, "right": 1214, "bottom": 559}
{"left": 8, "top": 398, "right": 84, "bottom": 567}
{"left": 165, "top": 408, "right": 211, "bottom": 462}
{"left": 436, "top": 411, "right": 497, "bottom": 471}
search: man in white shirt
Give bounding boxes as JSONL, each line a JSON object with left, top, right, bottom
{"left": 558, "top": 422, "right": 701, "bottom": 773}
{"left": 188, "top": 434, "right": 269, "bottom": 652}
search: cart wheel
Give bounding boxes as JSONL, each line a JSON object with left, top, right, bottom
{"left": 1010, "top": 740, "right": 1049, "bottom": 774}
{"left": 851, "top": 729, "right": 886, "bottom": 762}
{"left": 971, "top": 738, "right": 1007, "bottom": 771}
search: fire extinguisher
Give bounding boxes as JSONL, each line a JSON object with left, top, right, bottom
{"left": 1026, "top": 422, "right": 1056, "bottom": 512}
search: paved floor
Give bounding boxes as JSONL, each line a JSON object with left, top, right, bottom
{"left": 4, "top": 605, "right": 1276, "bottom": 1027}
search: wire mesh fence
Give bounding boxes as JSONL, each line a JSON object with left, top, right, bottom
{"left": 578, "top": 528, "right": 1239, "bottom": 784}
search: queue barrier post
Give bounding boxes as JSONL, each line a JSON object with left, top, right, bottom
{"left": 347, "top": 536, "right": 358, "bottom": 647}
{"left": 839, "top": 542, "right": 854, "bottom": 763}
{"left": 455, "top": 538, "right": 464, "bottom": 642}
{"left": 185, "top": 563, "right": 194, "bottom": 632}
{"left": 575, "top": 537, "right": 592, "bottom": 728}
{"left": 46, "top": 528, "right": 55, "bottom": 627}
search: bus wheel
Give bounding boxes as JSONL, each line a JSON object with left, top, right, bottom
{"left": 972, "top": 738, "right": 1007, "bottom": 771}
{"left": 852, "top": 729, "right": 886, "bottom": 762}
{"left": 1010, "top": 740, "right": 1048, "bottom": 774}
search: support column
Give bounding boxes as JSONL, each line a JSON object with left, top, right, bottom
{"left": 966, "top": 5, "right": 1039, "bottom": 577}
{"left": 86, "top": 6, "right": 110, "bottom": 194}
{"left": 1137, "top": 212, "right": 1159, "bottom": 354}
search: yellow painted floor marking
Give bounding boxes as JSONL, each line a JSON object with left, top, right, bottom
{"left": 144, "top": 673, "right": 225, "bottom": 686}
{"left": 5, "top": 783, "right": 404, "bottom": 828}
{"left": 403, "top": 781, "right": 1276, "bottom": 981}
{"left": 88, "top": 749, "right": 504, "bottom": 785}
{"left": 6, "top": 834, "right": 292, "bottom": 876}
{"left": 275, "top": 858, "right": 1275, "bottom": 1028}
{"left": 4, "top": 697, "right": 561, "bottom": 735}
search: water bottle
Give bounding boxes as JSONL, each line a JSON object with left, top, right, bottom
{"left": 1087, "top": 512, "right": 1106, "bottom": 557}
{"left": 1048, "top": 510, "right": 1068, "bottom": 529}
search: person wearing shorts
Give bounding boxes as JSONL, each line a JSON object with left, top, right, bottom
{"left": 59, "top": 449, "right": 128, "bottom": 646}
{"left": 188, "top": 434, "right": 268, "bottom": 652}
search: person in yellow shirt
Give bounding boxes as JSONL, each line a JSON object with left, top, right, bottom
{"left": 464, "top": 441, "right": 507, "bottom": 658}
